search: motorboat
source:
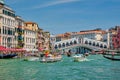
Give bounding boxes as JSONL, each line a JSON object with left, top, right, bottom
{"left": 23, "top": 57, "right": 39, "bottom": 61}
{"left": 40, "top": 54, "right": 62, "bottom": 63}
{"left": 73, "top": 54, "right": 87, "bottom": 62}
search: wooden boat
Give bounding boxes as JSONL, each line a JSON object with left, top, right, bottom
{"left": 103, "top": 55, "right": 120, "bottom": 61}
{"left": 0, "top": 54, "right": 17, "bottom": 59}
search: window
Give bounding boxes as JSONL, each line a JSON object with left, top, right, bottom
{"left": 3, "top": 26, "right": 4, "bottom": 34}
{"left": 5, "top": 27, "right": 7, "bottom": 34}
{"left": 0, "top": 28, "right": 1, "bottom": 34}
{"left": 32, "top": 24, "right": 34, "bottom": 26}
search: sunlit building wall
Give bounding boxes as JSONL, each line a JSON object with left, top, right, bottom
{"left": 0, "top": 2, "right": 16, "bottom": 48}
{"left": 71, "top": 29, "right": 106, "bottom": 42}
{"left": 24, "top": 22, "right": 38, "bottom": 51}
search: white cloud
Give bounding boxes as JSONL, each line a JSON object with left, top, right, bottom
{"left": 33, "top": 0, "right": 80, "bottom": 9}
{"left": 5, "top": 0, "right": 25, "bottom": 5}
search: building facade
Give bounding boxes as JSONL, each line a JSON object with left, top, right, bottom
{"left": 55, "top": 32, "right": 71, "bottom": 42}
{"left": 37, "top": 28, "right": 44, "bottom": 49}
{"left": 42, "top": 31, "right": 50, "bottom": 50}
{"left": 24, "top": 22, "right": 38, "bottom": 51}
{"left": 0, "top": 2, "right": 16, "bottom": 48}
{"left": 0, "top": 1, "right": 51, "bottom": 52}
{"left": 37, "top": 27, "right": 51, "bottom": 50}
{"left": 15, "top": 16, "right": 24, "bottom": 48}
{"left": 71, "top": 29, "right": 106, "bottom": 41}
{"left": 112, "top": 26, "right": 120, "bottom": 49}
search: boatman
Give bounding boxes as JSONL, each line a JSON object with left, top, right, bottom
{"left": 112, "top": 52, "right": 115, "bottom": 58}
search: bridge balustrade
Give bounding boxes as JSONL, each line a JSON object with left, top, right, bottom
{"left": 54, "top": 37, "right": 108, "bottom": 51}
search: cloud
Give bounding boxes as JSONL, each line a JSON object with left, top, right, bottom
{"left": 5, "top": 0, "right": 24, "bottom": 4}
{"left": 33, "top": 0, "right": 80, "bottom": 9}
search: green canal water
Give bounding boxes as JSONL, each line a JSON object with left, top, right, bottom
{"left": 0, "top": 55, "right": 120, "bottom": 80}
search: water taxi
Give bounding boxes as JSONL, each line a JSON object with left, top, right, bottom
{"left": 73, "top": 54, "right": 87, "bottom": 62}
{"left": 40, "top": 54, "right": 62, "bottom": 63}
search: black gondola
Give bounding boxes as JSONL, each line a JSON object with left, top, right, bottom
{"left": 0, "top": 54, "right": 17, "bottom": 59}
{"left": 103, "top": 55, "right": 120, "bottom": 61}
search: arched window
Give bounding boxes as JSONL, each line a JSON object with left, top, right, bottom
{"left": 74, "top": 40, "right": 77, "bottom": 44}
{"left": 96, "top": 43, "right": 99, "bottom": 47}
{"left": 89, "top": 41, "right": 91, "bottom": 45}
{"left": 66, "top": 42, "right": 69, "bottom": 46}
{"left": 58, "top": 44, "right": 61, "bottom": 48}
{"left": 85, "top": 40, "right": 88, "bottom": 44}
{"left": 104, "top": 45, "right": 107, "bottom": 48}
{"left": 93, "top": 42, "right": 95, "bottom": 46}
{"left": 58, "top": 44, "right": 62, "bottom": 48}
{"left": 70, "top": 41, "right": 73, "bottom": 45}
{"left": 54, "top": 45, "right": 58, "bottom": 49}
{"left": 100, "top": 44, "right": 103, "bottom": 48}
{"left": 62, "top": 43, "right": 65, "bottom": 47}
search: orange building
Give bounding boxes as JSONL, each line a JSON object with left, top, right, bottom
{"left": 56, "top": 32, "right": 71, "bottom": 42}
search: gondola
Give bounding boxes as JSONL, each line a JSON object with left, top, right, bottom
{"left": 0, "top": 54, "right": 17, "bottom": 59}
{"left": 103, "top": 55, "right": 120, "bottom": 61}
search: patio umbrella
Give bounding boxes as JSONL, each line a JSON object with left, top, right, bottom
{"left": 0, "top": 46, "right": 7, "bottom": 51}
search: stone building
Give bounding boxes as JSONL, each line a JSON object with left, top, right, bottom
{"left": 0, "top": 1, "right": 16, "bottom": 48}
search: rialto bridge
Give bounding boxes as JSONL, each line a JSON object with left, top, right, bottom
{"left": 53, "top": 38, "right": 108, "bottom": 53}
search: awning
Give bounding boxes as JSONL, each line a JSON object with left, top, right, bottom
{"left": 0, "top": 46, "right": 8, "bottom": 51}
{"left": 26, "top": 49, "right": 38, "bottom": 51}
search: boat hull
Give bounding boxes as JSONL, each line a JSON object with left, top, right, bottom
{"left": 40, "top": 56, "right": 62, "bottom": 63}
{"left": 0, "top": 54, "right": 17, "bottom": 59}
{"left": 73, "top": 55, "right": 87, "bottom": 62}
{"left": 103, "top": 55, "right": 120, "bottom": 61}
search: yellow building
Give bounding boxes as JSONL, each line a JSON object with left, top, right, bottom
{"left": 24, "top": 22, "right": 38, "bottom": 52}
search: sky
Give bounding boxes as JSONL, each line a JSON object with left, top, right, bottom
{"left": 5, "top": 0, "right": 120, "bottom": 34}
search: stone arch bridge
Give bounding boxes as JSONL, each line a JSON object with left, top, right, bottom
{"left": 54, "top": 38, "right": 108, "bottom": 51}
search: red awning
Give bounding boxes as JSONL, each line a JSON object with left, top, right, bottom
{"left": 38, "top": 48, "right": 43, "bottom": 51}
{"left": 0, "top": 46, "right": 26, "bottom": 52}
{"left": 0, "top": 46, "right": 7, "bottom": 51}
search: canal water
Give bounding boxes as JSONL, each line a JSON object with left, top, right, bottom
{"left": 0, "top": 55, "right": 120, "bottom": 80}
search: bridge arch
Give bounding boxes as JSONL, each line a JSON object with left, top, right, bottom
{"left": 54, "top": 37, "right": 108, "bottom": 51}
{"left": 62, "top": 43, "right": 65, "bottom": 47}
{"left": 89, "top": 41, "right": 92, "bottom": 45}
{"left": 96, "top": 43, "right": 99, "bottom": 47}
{"left": 58, "top": 44, "right": 62, "bottom": 48}
{"left": 74, "top": 40, "right": 77, "bottom": 44}
{"left": 100, "top": 44, "right": 103, "bottom": 48}
{"left": 70, "top": 41, "right": 73, "bottom": 45}
{"left": 55, "top": 45, "right": 58, "bottom": 49}
{"left": 85, "top": 40, "right": 88, "bottom": 44}
{"left": 66, "top": 42, "right": 70, "bottom": 46}
{"left": 104, "top": 45, "right": 107, "bottom": 48}
{"left": 93, "top": 42, "right": 95, "bottom": 46}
